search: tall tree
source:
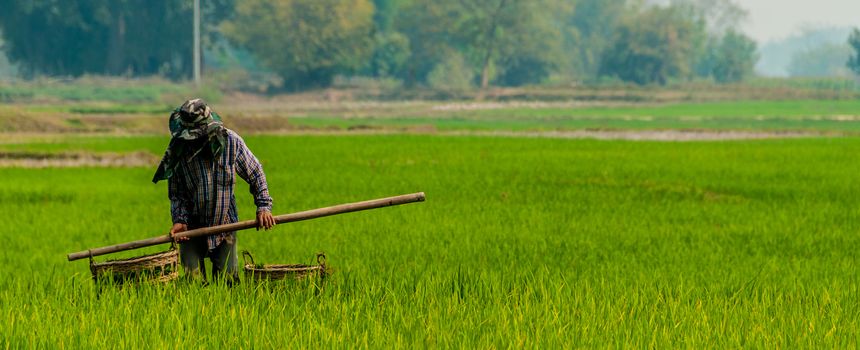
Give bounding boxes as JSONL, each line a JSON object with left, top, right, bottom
{"left": 485, "top": 0, "right": 570, "bottom": 87}
{"left": 371, "top": 0, "right": 401, "bottom": 33}
{"left": 711, "top": 30, "right": 758, "bottom": 83}
{"left": 848, "top": 28, "right": 860, "bottom": 76}
{"left": 670, "top": 0, "right": 747, "bottom": 34}
{"left": 395, "top": 2, "right": 461, "bottom": 86}
{"left": 0, "top": 0, "right": 231, "bottom": 78}
{"left": 671, "top": 0, "right": 750, "bottom": 81}
{"left": 223, "top": 0, "right": 375, "bottom": 89}
{"left": 457, "top": 0, "right": 568, "bottom": 88}
{"left": 599, "top": 6, "right": 700, "bottom": 85}
{"left": 397, "top": 0, "right": 567, "bottom": 88}
{"left": 368, "top": 32, "right": 410, "bottom": 78}
{"left": 366, "top": 0, "right": 410, "bottom": 78}
{"left": 0, "top": 33, "right": 15, "bottom": 78}
{"left": 566, "top": 0, "right": 626, "bottom": 80}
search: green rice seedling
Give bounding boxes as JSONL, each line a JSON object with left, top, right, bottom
{"left": 0, "top": 134, "right": 857, "bottom": 348}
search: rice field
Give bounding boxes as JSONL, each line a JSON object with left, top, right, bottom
{"left": 0, "top": 133, "right": 857, "bottom": 348}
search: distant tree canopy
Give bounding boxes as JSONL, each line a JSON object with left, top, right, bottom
{"left": 395, "top": 0, "right": 568, "bottom": 88}
{"left": 758, "top": 27, "right": 853, "bottom": 77}
{"left": 0, "top": 34, "right": 15, "bottom": 78}
{"left": 710, "top": 31, "right": 758, "bottom": 83}
{"left": 849, "top": 28, "right": 860, "bottom": 76}
{"left": 599, "top": 2, "right": 757, "bottom": 85}
{"left": 566, "top": 0, "right": 627, "bottom": 80}
{"left": 0, "top": 0, "right": 232, "bottom": 78}
{"left": 599, "top": 7, "right": 699, "bottom": 85}
{"left": 222, "top": 0, "right": 375, "bottom": 90}
{"left": 788, "top": 43, "right": 853, "bottom": 78}
{"left": 0, "top": 0, "right": 761, "bottom": 88}
{"left": 366, "top": 0, "right": 410, "bottom": 78}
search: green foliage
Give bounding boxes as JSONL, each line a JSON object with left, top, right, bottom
{"left": 462, "top": 0, "right": 569, "bottom": 88}
{"left": 597, "top": 2, "right": 758, "bottom": 85}
{"left": 0, "top": 0, "right": 768, "bottom": 89}
{"left": 848, "top": 28, "right": 860, "bottom": 76}
{"left": 426, "top": 52, "right": 474, "bottom": 90}
{"left": 222, "top": 0, "right": 375, "bottom": 90}
{"left": 670, "top": 0, "right": 748, "bottom": 34}
{"left": 397, "top": 0, "right": 568, "bottom": 88}
{"left": 366, "top": 0, "right": 410, "bottom": 79}
{"left": 395, "top": 2, "right": 459, "bottom": 86}
{"left": 0, "top": 135, "right": 859, "bottom": 347}
{"left": 371, "top": 0, "right": 404, "bottom": 33}
{"left": 711, "top": 31, "right": 758, "bottom": 83}
{"left": 600, "top": 6, "right": 700, "bottom": 85}
{"left": 0, "top": 35, "right": 16, "bottom": 79}
{"left": 565, "top": 0, "right": 626, "bottom": 80}
{"left": 0, "top": 0, "right": 232, "bottom": 79}
{"left": 368, "top": 32, "right": 411, "bottom": 78}
{"left": 488, "top": 0, "right": 569, "bottom": 87}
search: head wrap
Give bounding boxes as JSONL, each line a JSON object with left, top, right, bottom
{"left": 152, "top": 99, "right": 227, "bottom": 183}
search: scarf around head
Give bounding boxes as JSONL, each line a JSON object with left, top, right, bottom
{"left": 152, "top": 99, "right": 227, "bottom": 183}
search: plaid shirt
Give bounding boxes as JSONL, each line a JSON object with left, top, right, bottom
{"left": 169, "top": 129, "right": 273, "bottom": 250}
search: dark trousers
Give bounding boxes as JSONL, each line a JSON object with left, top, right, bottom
{"left": 179, "top": 235, "right": 238, "bottom": 283}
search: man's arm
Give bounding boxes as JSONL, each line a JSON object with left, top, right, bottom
{"left": 235, "top": 134, "right": 275, "bottom": 230}
{"left": 168, "top": 171, "right": 191, "bottom": 241}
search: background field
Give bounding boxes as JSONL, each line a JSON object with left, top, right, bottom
{"left": 0, "top": 134, "right": 857, "bottom": 347}
{"left": 2, "top": 79, "right": 860, "bottom": 135}
{"left": 4, "top": 98, "right": 860, "bottom": 135}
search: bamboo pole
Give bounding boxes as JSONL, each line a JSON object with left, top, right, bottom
{"left": 68, "top": 192, "right": 425, "bottom": 261}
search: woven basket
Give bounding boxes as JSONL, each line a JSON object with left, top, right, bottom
{"left": 89, "top": 247, "right": 179, "bottom": 285}
{"left": 243, "top": 251, "right": 327, "bottom": 282}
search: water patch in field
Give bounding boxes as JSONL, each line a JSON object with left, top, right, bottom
{"left": 430, "top": 101, "right": 643, "bottom": 111}
{"left": 0, "top": 151, "right": 158, "bottom": 168}
{"left": 827, "top": 115, "right": 860, "bottom": 121}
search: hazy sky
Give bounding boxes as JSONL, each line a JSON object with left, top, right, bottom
{"left": 739, "top": 0, "right": 860, "bottom": 43}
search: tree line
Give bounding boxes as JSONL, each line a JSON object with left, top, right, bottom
{"left": 849, "top": 28, "right": 860, "bottom": 77}
{"left": 0, "top": 0, "right": 761, "bottom": 90}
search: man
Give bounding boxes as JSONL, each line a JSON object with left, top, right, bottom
{"left": 153, "top": 98, "right": 275, "bottom": 282}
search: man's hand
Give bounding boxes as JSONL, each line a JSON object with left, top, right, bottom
{"left": 257, "top": 210, "right": 275, "bottom": 231}
{"left": 170, "top": 223, "right": 188, "bottom": 242}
